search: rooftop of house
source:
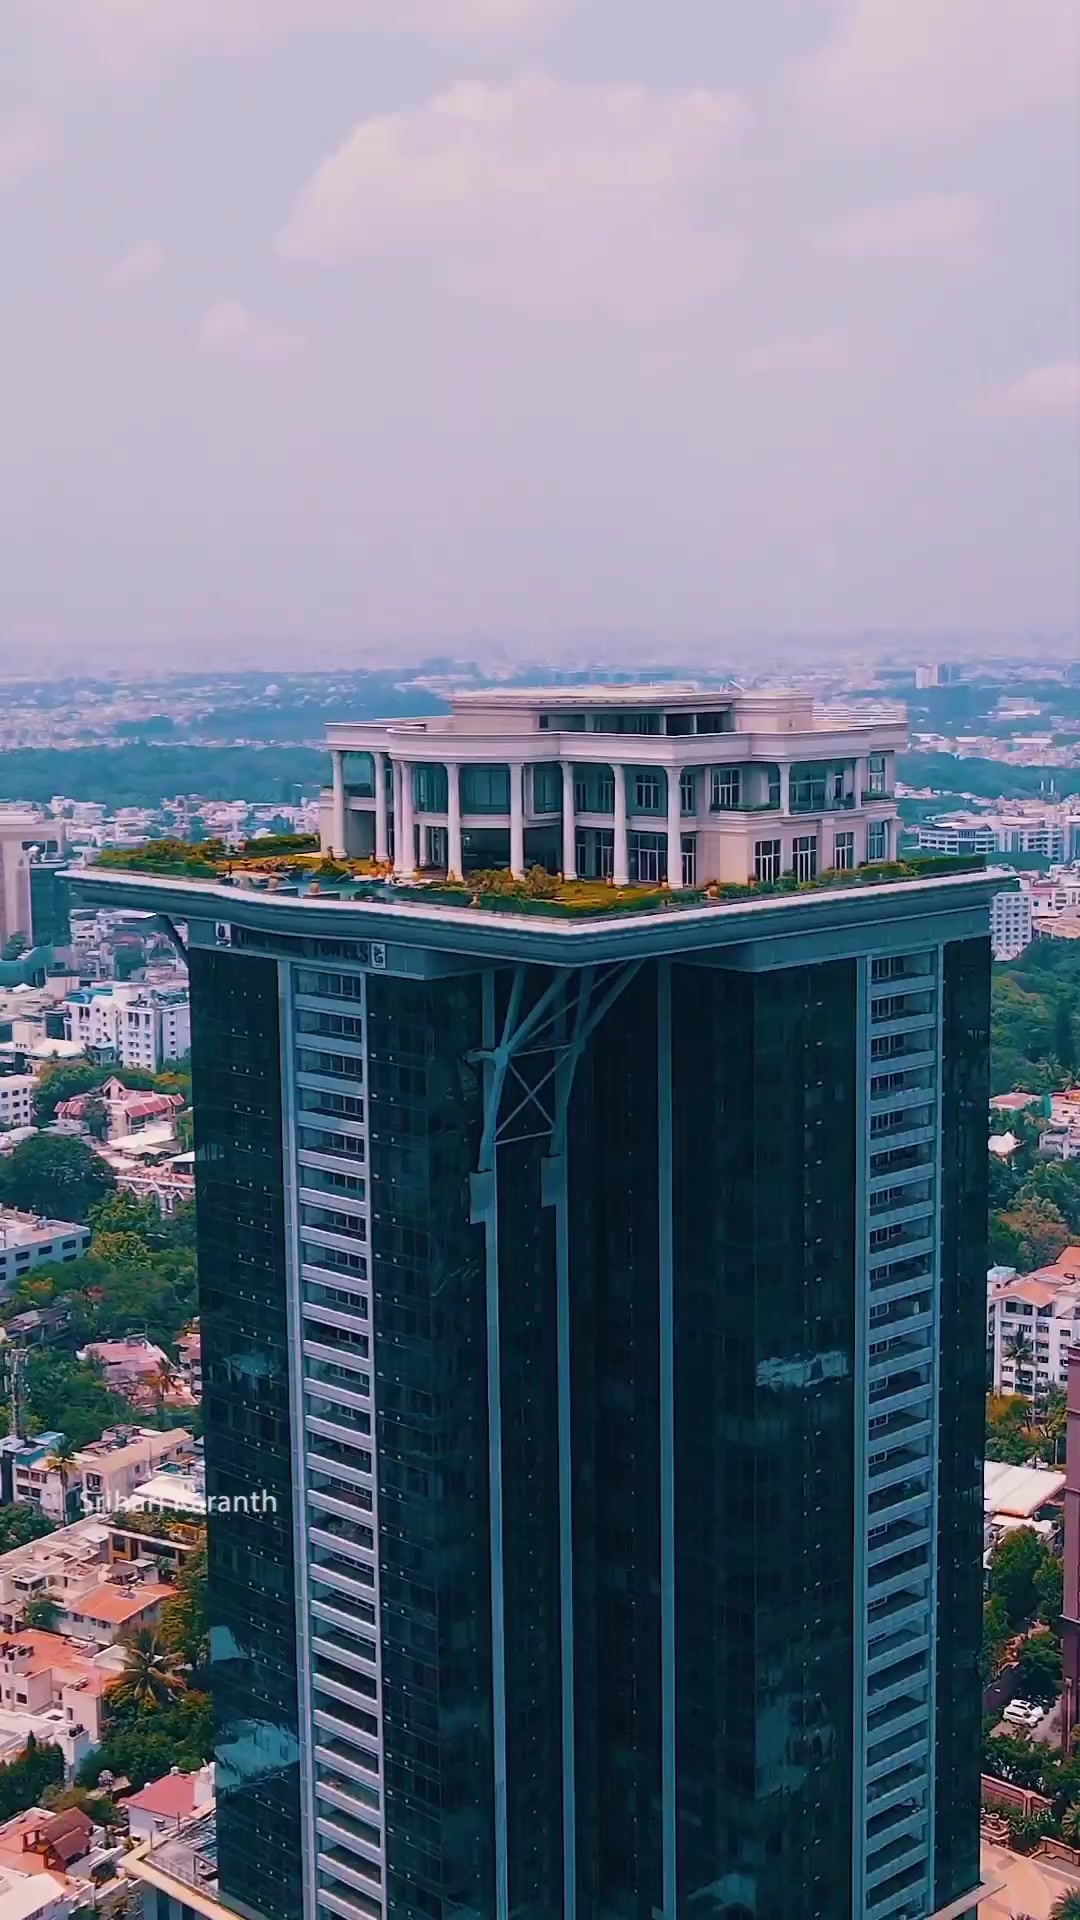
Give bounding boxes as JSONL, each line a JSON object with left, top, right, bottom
{"left": 0, "top": 1210, "right": 86, "bottom": 1249}
{"left": 993, "top": 1277, "right": 1080, "bottom": 1310}
{"left": 984, "top": 1460, "right": 1067, "bottom": 1519}
{"left": 78, "top": 1339, "right": 168, "bottom": 1372}
{"left": 0, "top": 1866, "right": 72, "bottom": 1919}
{"left": 75, "top": 1426, "right": 192, "bottom": 1470}
{"left": 64, "top": 1580, "right": 174, "bottom": 1627}
{"left": 126, "top": 1764, "right": 213, "bottom": 1823}
{"left": 0, "top": 1629, "right": 114, "bottom": 1694}
{"left": 0, "top": 1805, "right": 94, "bottom": 1884}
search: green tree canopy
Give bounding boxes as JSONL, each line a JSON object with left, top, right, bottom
{"left": 1015, "top": 1631, "right": 1063, "bottom": 1707}
{"left": 0, "top": 1505, "right": 55, "bottom": 1553}
{"left": 0, "top": 1133, "right": 115, "bottom": 1222}
{"left": 989, "top": 1527, "right": 1048, "bottom": 1630}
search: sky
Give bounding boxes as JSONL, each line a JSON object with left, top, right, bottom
{"left": 2, "top": 0, "right": 1078, "bottom": 666}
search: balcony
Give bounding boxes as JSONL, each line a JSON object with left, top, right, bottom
{"left": 863, "top": 790, "right": 895, "bottom": 805}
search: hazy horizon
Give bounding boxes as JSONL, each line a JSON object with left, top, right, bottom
{"left": 3, "top": 0, "right": 1078, "bottom": 668}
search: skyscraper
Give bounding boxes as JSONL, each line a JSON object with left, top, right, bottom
{"left": 84, "top": 686, "right": 996, "bottom": 1920}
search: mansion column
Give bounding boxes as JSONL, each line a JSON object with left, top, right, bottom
{"left": 666, "top": 768, "right": 682, "bottom": 888}
{"left": 330, "top": 750, "right": 346, "bottom": 856}
{"left": 395, "top": 761, "right": 416, "bottom": 879}
{"left": 374, "top": 751, "right": 389, "bottom": 863}
{"left": 561, "top": 762, "right": 577, "bottom": 879}
{"left": 447, "top": 762, "right": 463, "bottom": 880}
{"left": 509, "top": 765, "right": 525, "bottom": 880}
{"left": 612, "top": 764, "right": 629, "bottom": 886}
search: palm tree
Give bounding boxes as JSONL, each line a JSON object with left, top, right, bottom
{"left": 1061, "top": 1801, "right": 1080, "bottom": 1847}
{"left": 1005, "top": 1331, "right": 1035, "bottom": 1392}
{"left": 1050, "top": 1893, "right": 1080, "bottom": 1920}
{"left": 1036, "top": 1386, "right": 1068, "bottom": 1466}
{"left": 45, "top": 1445, "right": 79, "bottom": 1523}
{"left": 106, "top": 1629, "right": 187, "bottom": 1714}
{"left": 148, "top": 1359, "right": 178, "bottom": 1424}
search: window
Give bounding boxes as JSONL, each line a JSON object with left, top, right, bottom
{"left": 768, "top": 768, "right": 781, "bottom": 809}
{"left": 755, "top": 838, "right": 782, "bottom": 884}
{"left": 461, "top": 765, "right": 510, "bottom": 812}
{"left": 793, "top": 835, "right": 818, "bottom": 883}
{"left": 710, "top": 768, "right": 741, "bottom": 811}
{"left": 413, "top": 765, "right": 447, "bottom": 812}
{"left": 834, "top": 831, "right": 855, "bottom": 871}
{"left": 531, "top": 764, "right": 562, "bottom": 813}
{"left": 681, "top": 836, "right": 697, "bottom": 886}
{"left": 633, "top": 773, "right": 661, "bottom": 812}
{"left": 680, "top": 770, "right": 696, "bottom": 814}
{"left": 867, "top": 821, "right": 888, "bottom": 863}
{"left": 867, "top": 753, "right": 887, "bottom": 797}
{"left": 790, "top": 771, "right": 827, "bottom": 813}
{"left": 629, "top": 836, "right": 662, "bottom": 883}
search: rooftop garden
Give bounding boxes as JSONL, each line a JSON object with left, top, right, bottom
{"left": 91, "top": 839, "right": 988, "bottom": 917}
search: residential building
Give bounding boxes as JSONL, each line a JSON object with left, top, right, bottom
{"left": 0, "top": 1214, "right": 89, "bottom": 1299}
{"left": 71, "top": 686, "right": 998, "bottom": 1920}
{"left": 76, "top": 1337, "right": 170, "bottom": 1399}
{"left": 126, "top": 1808, "right": 226, "bottom": 1920}
{"left": 123, "top": 1459, "right": 206, "bottom": 1520}
{"left": 62, "top": 984, "right": 190, "bottom": 1071}
{"left": 987, "top": 1256, "right": 1080, "bottom": 1393}
{"left": 54, "top": 1076, "right": 183, "bottom": 1142}
{"left": 0, "top": 1629, "right": 124, "bottom": 1773}
{"left": 0, "top": 1436, "right": 72, "bottom": 1525}
{"left": 0, "top": 1079, "right": 34, "bottom": 1133}
{"left": 176, "top": 1326, "right": 201, "bottom": 1400}
{"left": 74, "top": 1427, "right": 194, "bottom": 1516}
{"left": 0, "top": 817, "right": 35, "bottom": 956}
{"left": 0, "top": 1515, "right": 175, "bottom": 1643}
{"left": 322, "top": 683, "right": 906, "bottom": 883}
{"left": 991, "top": 886, "right": 1034, "bottom": 962}
{"left": 125, "top": 1765, "right": 215, "bottom": 1847}
{"left": 916, "top": 816, "right": 1000, "bottom": 858}
{"left": 0, "top": 1805, "right": 121, "bottom": 1912}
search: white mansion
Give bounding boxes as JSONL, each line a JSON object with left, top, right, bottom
{"left": 320, "top": 684, "right": 905, "bottom": 889}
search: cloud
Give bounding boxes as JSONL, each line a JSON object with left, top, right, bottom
{"left": 822, "top": 192, "right": 989, "bottom": 266}
{"left": 793, "top": 0, "right": 1079, "bottom": 130}
{"left": 198, "top": 300, "right": 302, "bottom": 365}
{"left": 278, "top": 74, "right": 749, "bottom": 293}
{"left": 102, "top": 241, "right": 165, "bottom": 289}
{"left": 982, "top": 361, "right": 1080, "bottom": 422}
{"left": 85, "top": 0, "right": 551, "bottom": 40}
{"left": 0, "top": 111, "right": 53, "bottom": 193}
{"left": 737, "top": 328, "right": 855, "bottom": 376}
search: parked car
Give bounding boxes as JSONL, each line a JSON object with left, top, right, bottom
{"left": 1002, "top": 1698, "right": 1045, "bottom": 1729}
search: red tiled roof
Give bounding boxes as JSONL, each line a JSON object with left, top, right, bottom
{"left": 125, "top": 1771, "right": 200, "bottom": 1819}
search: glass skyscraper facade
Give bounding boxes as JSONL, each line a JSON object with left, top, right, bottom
{"left": 80, "top": 860, "right": 995, "bottom": 1920}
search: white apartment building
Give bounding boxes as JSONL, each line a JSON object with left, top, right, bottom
{"left": 0, "top": 1211, "right": 89, "bottom": 1296}
{"left": 991, "top": 887, "right": 1034, "bottom": 962}
{"left": 919, "top": 810, "right": 1080, "bottom": 864}
{"left": 0, "top": 1077, "right": 34, "bottom": 1131}
{"left": 322, "top": 685, "right": 906, "bottom": 887}
{"left": 988, "top": 1270, "right": 1080, "bottom": 1394}
{"left": 62, "top": 983, "right": 190, "bottom": 1070}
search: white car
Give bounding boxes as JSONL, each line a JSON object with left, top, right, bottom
{"left": 1002, "top": 1699, "right": 1045, "bottom": 1729}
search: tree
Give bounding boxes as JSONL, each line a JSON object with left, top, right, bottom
{"left": 1005, "top": 1331, "right": 1036, "bottom": 1390}
{"left": 1035, "top": 1388, "right": 1069, "bottom": 1467}
{"left": 26, "top": 1352, "right": 130, "bottom": 1453}
{"left": 0, "top": 1505, "right": 55, "bottom": 1553}
{"left": 1051, "top": 1895, "right": 1080, "bottom": 1920}
{"left": 0, "top": 1735, "right": 64, "bottom": 1819}
{"left": 1, "top": 933, "right": 29, "bottom": 962}
{"left": 88, "top": 1190, "right": 161, "bottom": 1243}
{"left": 106, "top": 1629, "right": 187, "bottom": 1714}
{"left": 176, "top": 1109, "right": 194, "bottom": 1153}
{"left": 1015, "top": 1632, "right": 1063, "bottom": 1707}
{"left": 1056, "top": 1003, "right": 1077, "bottom": 1075}
{"left": 1060, "top": 1802, "right": 1080, "bottom": 1846}
{"left": 160, "top": 1545, "right": 208, "bottom": 1673}
{"left": 990, "top": 1528, "right": 1046, "bottom": 1630}
{"left": 90, "top": 1230, "right": 153, "bottom": 1271}
{"left": 44, "top": 1444, "right": 79, "bottom": 1523}
{"left": 22, "top": 1598, "right": 61, "bottom": 1632}
{"left": 80, "top": 1094, "right": 110, "bottom": 1142}
{"left": 0, "top": 1134, "right": 115, "bottom": 1224}
{"left": 1000, "top": 1197, "right": 1072, "bottom": 1273}
{"left": 982, "top": 1593, "right": 1012, "bottom": 1683}
{"left": 1037, "top": 1550, "right": 1065, "bottom": 1629}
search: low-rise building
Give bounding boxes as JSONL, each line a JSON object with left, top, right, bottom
{"left": 988, "top": 1256, "right": 1080, "bottom": 1394}
{"left": 75, "top": 1427, "right": 194, "bottom": 1517}
{"left": 75, "top": 1338, "right": 170, "bottom": 1400}
{"left": 54, "top": 1076, "right": 183, "bottom": 1143}
{"left": 176, "top": 1327, "right": 201, "bottom": 1401}
{"left": 991, "top": 886, "right": 1034, "bottom": 962}
{"left": 0, "top": 1805, "right": 122, "bottom": 1913}
{"left": 0, "top": 1514, "right": 176, "bottom": 1643}
{"left": 61, "top": 986, "right": 190, "bottom": 1073}
{"left": 0, "top": 1630, "right": 123, "bottom": 1775}
{"left": 0, "top": 1080, "right": 34, "bottom": 1133}
{"left": 0, "top": 1436, "right": 72, "bottom": 1525}
{"left": 124, "top": 1765, "right": 214, "bottom": 1847}
{"left": 0, "top": 1214, "right": 89, "bottom": 1299}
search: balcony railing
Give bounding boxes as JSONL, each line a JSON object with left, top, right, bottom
{"left": 863, "top": 789, "right": 895, "bottom": 804}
